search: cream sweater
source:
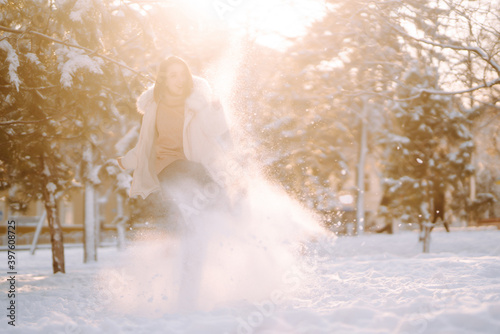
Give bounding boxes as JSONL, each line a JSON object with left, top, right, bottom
{"left": 154, "top": 97, "right": 186, "bottom": 174}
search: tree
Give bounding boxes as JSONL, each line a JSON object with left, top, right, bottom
{"left": 0, "top": 0, "right": 149, "bottom": 271}
{"left": 239, "top": 0, "right": 499, "bottom": 242}
{"left": 1, "top": 0, "right": 242, "bottom": 270}
{"left": 380, "top": 0, "right": 500, "bottom": 234}
{"left": 240, "top": 0, "right": 407, "bottom": 233}
{"left": 381, "top": 65, "right": 474, "bottom": 251}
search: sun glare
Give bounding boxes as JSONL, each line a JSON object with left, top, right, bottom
{"left": 229, "top": 0, "right": 325, "bottom": 50}
{"left": 167, "top": 0, "right": 325, "bottom": 51}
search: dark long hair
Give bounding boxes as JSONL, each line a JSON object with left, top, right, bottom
{"left": 153, "top": 56, "right": 194, "bottom": 103}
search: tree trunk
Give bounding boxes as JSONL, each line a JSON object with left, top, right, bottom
{"left": 420, "top": 187, "right": 432, "bottom": 253}
{"left": 356, "top": 98, "right": 368, "bottom": 235}
{"left": 42, "top": 186, "right": 65, "bottom": 274}
{"left": 84, "top": 180, "right": 97, "bottom": 263}
{"left": 116, "top": 194, "right": 127, "bottom": 251}
{"left": 422, "top": 222, "right": 431, "bottom": 253}
{"left": 469, "top": 169, "right": 476, "bottom": 227}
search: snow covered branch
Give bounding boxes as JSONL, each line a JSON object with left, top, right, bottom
{"left": 388, "top": 23, "right": 500, "bottom": 96}
{"left": 403, "top": 34, "right": 500, "bottom": 77}
{"left": 418, "top": 80, "right": 500, "bottom": 96}
{"left": 0, "top": 25, "right": 153, "bottom": 82}
{"left": 0, "top": 118, "right": 48, "bottom": 125}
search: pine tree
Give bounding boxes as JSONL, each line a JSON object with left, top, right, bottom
{"left": 0, "top": 0, "right": 148, "bottom": 272}
{"left": 242, "top": 0, "right": 406, "bottom": 231}
{"left": 382, "top": 65, "right": 474, "bottom": 251}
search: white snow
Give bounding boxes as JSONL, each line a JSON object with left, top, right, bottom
{"left": 25, "top": 53, "right": 41, "bottom": 66}
{"left": 46, "top": 182, "right": 56, "bottom": 193}
{"left": 383, "top": 133, "right": 411, "bottom": 145}
{"left": 54, "top": 0, "right": 69, "bottom": 7}
{"left": 116, "top": 172, "right": 132, "bottom": 191}
{"left": 82, "top": 143, "right": 92, "bottom": 163}
{"left": 2, "top": 229, "right": 499, "bottom": 333}
{"left": 0, "top": 40, "right": 21, "bottom": 91}
{"left": 69, "top": 0, "right": 93, "bottom": 22}
{"left": 56, "top": 48, "right": 104, "bottom": 88}
{"left": 87, "top": 165, "right": 102, "bottom": 185}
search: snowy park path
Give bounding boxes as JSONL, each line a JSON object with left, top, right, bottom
{"left": 2, "top": 229, "right": 500, "bottom": 334}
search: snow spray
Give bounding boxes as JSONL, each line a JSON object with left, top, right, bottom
{"left": 97, "top": 37, "right": 333, "bottom": 316}
{"left": 98, "top": 161, "right": 327, "bottom": 315}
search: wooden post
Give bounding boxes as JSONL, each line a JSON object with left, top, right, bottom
{"left": 30, "top": 211, "right": 47, "bottom": 255}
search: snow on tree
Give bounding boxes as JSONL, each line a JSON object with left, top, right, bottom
{"left": 381, "top": 65, "right": 474, "bottom": 251}
{"left": 0, "top": 0, "right": 150, "bottom": 272}
{"left": 237, "top": 0, "right": 407, "bottom": 233}
{"left": 1, "top": 0, "right": 239, "bottom": 270}
{"left": 379, "top": 0, "right": 500, "bottom": 235}
{"left": 234, "top": 0, "right": 500, "bottom": 243}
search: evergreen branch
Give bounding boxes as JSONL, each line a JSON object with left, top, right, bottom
{"left": 0, "top": 118, "right": 48, "bottom": 125}
{"left": 0, "top": 105, "right": 75, "bottom": 126}
{"left": 0, "top": 25, "right": 154, "bottom": 82}
{"left": 1, "top": 84, "right": 57, "bottom": 90}
{"left": 23, "top": 85, "right": 57, "bottom": 90}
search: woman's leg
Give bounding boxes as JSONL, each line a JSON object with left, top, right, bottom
{"left": 158, "top": 160, "right": 230, "bottom": 227}
{"left": 157, "top": 160, "right": 224, "bottom": 310}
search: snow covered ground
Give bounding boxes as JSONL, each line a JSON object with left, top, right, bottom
{"left": 2, "top": 228, "right": 500, "bottom": 334}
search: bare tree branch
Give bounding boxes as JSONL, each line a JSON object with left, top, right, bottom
{"left": 383, "top": 22, "right": 500, "bottom": 96}
{"left": 420, "top": 79, "right": 500, "bottom": 96}
{"left": 394, "top": 23, "right": 500, "bottom": 76}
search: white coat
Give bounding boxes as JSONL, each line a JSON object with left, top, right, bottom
{"left": 119, "top": 76, "right": 231, "bottom": 199}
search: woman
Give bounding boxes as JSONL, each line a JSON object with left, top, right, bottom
{"left": 117, "top": 56, "right": 232, "bottom": 226}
